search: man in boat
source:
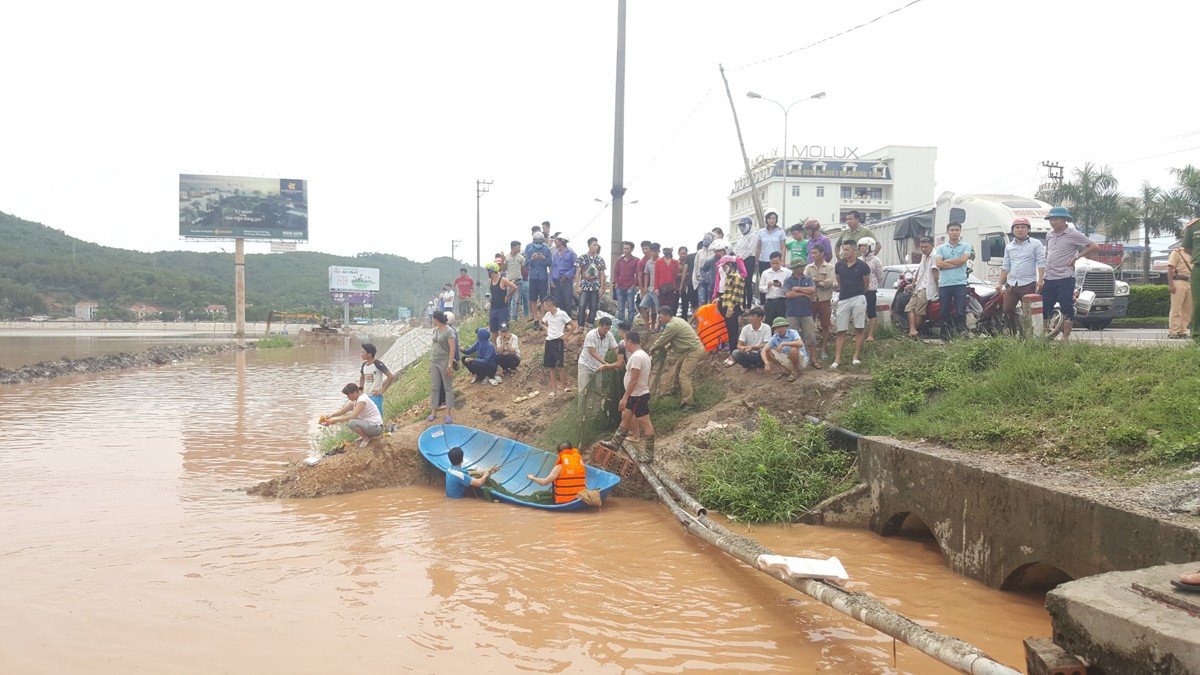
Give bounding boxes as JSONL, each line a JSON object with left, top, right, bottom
{"left": 445, "top": 446, "right": 497, "bottom": 499}
{"left": 320, "top": 383, "right": 385, "bottom": 448}
{"left": 526, "top": 443, "right": 588, "bottom": 504}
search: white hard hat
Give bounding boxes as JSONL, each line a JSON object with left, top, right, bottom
{"left": 444, "top": 311, "right": 456, "bottom": 324}
{"left": 857, "top": 236, "right": 876, "bottom": 249}
{"left": 710, "top": 238, "right": 729, "bottom": 251}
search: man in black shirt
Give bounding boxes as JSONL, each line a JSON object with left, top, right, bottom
{"left": 831, "top": 241, "right": 871, "bottom": 369}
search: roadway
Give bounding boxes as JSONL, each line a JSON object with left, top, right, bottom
{"left": 1069, "top": 327, "right": 1193, "bottom": 346}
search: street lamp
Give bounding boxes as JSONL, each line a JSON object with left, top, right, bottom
{"left": 746, "top": 90, "right": 826, "bottom": 232}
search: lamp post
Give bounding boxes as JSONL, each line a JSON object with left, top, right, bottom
{"left": 745, "top": 91, "right": 825, "bottom": 231}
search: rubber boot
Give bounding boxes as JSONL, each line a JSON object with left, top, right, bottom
{"left": 642, "top": 436, "right": 655, "bottom": 464}
{"left": 601, "top": 426, "right": 627, "bottom": 450}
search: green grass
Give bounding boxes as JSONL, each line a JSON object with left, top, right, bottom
{"left": 255, "top": 335, "right": 295, "bottom": 349}
{"left": 695, "top": 409, "right": 858, "bottom": 523}
{"left": 835, "top": 336, "right": 1200, "bottom": 472}
{"left": 1112, "top": 316, "right": 1167, "bottom": 327}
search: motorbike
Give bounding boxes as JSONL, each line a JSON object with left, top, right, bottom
{"left": 891, "top": 274, "right": 1003, "bottom": 338}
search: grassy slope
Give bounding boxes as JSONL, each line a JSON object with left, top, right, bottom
{"left": 835, "top": 337, "right": 1200, "bottom": 473}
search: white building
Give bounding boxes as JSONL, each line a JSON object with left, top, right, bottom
{"left": 728, "top": 145, "right": 937, "bottom": 230}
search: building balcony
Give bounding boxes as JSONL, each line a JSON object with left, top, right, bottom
{"left": 840, "top": 197, "right": 892, "bottom": 208}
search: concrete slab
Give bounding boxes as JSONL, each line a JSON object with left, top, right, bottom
{"left": 1046, "top": 562, "right": 1200, "bottom": 674}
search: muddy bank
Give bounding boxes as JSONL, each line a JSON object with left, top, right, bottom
{"left": 0, "top": 343, "right": 254, "bottom": 384}
{"left": 246, "top": 326, "right": 867, "bottom": 499}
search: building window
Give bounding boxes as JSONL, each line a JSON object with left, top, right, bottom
{"left": 841, "top": 186, "right": 852, "bottom": 199}
{"left": 816, "top": 186, "right": 825, "bottom": 197}
{"left": 870, "top": 188, "right": 883, "bottom": 200}
{"left": 792, "top": 185, "right": 801, "bottom": 197}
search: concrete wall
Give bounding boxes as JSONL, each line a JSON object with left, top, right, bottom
{"left": 855, "top": 437, "right": 1200, "bottom": 589}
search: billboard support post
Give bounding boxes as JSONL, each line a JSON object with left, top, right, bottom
{"left": 343, "top": 301, "right": 350, "bottom": 333}
{"left": 235, "top": 238, "right": 246, "bottom": 343}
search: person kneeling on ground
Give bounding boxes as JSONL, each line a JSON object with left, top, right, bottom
{"left": 462, "top": 327, "right": 501, "bottom": 385}
{"left": 321, "top": 383, "right": 385, "bottom": 448}
{"left": 732, "top": 307, "right": 770, "bottom": 371}
{"left": 763, "top": 317, "right": 806, "bottom": 382}
{"left": 527, "top": 442, "right": 588, "bottom": 504}
{"left": 495, "top": 323, "right": 521, "bottom": 375}
{"left": 653, "top": 305, "right": 706, "bottom": 412}
{"left": 445, "top": 446, "right": 497, "bottom": 499}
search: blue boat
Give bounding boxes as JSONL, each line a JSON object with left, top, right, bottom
{"left": 417, "top": 425, "right": 621, "bottom": 511}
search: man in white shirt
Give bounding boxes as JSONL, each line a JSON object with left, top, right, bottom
{"left": 617, "top": 331, "right": 655, "bottom": 462}
{"left": 577, "top": 316, "right": 619, "bottom": 397}
{"left": 540, "top": 295, "right": 575, "bottom": 398}
{"left": 495, "top": 323, "right": 521, "bottom": 375}
{"left": 757, "top": 251, "right": 790, "bottom": 325}
{"left": 731, "top": 307, "right": 771, "bottom": 371}
{"left": 906, "top": 236, "right": 938, "bottom": 337}
{"left": 320, "top": 383, "right": 385, "bottom": 448}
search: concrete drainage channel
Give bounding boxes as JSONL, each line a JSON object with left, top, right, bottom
{"left": 798, "top": 419, "right": 1200, "bottom": 673}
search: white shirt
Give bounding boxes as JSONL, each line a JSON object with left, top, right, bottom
{"left": 542, "top": 309, "right": 572, "bottom": 340}
{"left": 354, "top": 396, "right": 383, "bottom": 425}
{"left": 360, "top": 359, "right": 388, "bottom": 396}
{"left": 758, "top": 266, "right": 790, "bottom": 299}
{"left": 578, "top": 328, "right": 618, "bottom": 372}
{"left": 914, "top": 254, "right": 935, "bottom": 294}
{"left": 624, "top": 348, "right": 652, "bottom": 396}
{"left": 738, "top": 323, "right": 771, "bottom": 348}
{"left": 496, "top": 333, "right": 520, "bottom": 358}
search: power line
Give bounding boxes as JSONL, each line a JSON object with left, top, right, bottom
{"left": 728, "top": 0, "right": 927, "bottom": 71}
{"left": 626, "top": 86, "right": 715, "bottom": 189}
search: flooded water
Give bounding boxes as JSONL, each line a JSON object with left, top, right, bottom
{"left": 0, "top": 337, "right": 1048, "bottom": 673}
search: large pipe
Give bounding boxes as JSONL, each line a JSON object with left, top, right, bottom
{"left": 632, "top": 457, "right": 1020, "bottom": 675}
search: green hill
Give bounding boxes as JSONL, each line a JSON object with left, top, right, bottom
{"left": 0, "top": 210, "right": 475, "bottom": 320}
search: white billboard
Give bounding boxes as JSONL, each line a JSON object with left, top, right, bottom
{"left": 329, "top": 266, "right": 380, "bottom": 293}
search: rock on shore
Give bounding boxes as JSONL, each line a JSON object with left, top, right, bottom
{"left": 0, "top": 344, "right": 253, "bottom": 384}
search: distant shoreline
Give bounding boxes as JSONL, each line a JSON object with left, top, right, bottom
{"left": 0, "top": 321, "right": 268, "bottom": 335}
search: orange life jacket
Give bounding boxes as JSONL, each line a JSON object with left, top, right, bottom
{"left": 553, "top": 448, "right": 587, "bottom": 504}
{"left": 694, "top": 303, "right": 728, "bottom": 352}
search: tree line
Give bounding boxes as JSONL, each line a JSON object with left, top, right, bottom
{"left": 0, "top": 211, "right": 475, "bottom": 320}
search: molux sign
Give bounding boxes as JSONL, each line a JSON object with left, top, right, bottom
{"left": 793, "top": 145, "right": 859, "bottom": 159}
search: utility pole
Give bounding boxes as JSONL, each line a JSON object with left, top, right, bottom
{"left": 475, "top": 179, "right": 492, "bottom": 295}
{"left": 1038, "top": 161, "right": 1064, "bottom": 202}
{"left": 720, "top": 64, "right": 766, "bottom": 231}
{"left": 450, "top": 239, "right": 462, "bottom": 261}
{"left": 1042, "top": 160, "right": 1064, "bottom": 187}
{"left": 608, "top": 0, "right": 627, "bottom": 276}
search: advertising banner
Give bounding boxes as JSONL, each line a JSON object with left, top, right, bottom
{"left": 179, "top": 174, "right": 308, "bottom": 241}
{"left": 328, "top": 266, "right": 380, "bottom": 292}
{"left": 329, "top": 291, "right": 376, "bottom": 304}
{"left": 270, "top": 241, "right": 297, "bottom": 253}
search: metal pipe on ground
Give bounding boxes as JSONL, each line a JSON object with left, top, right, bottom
{"left": 631, "top": 457, "right": 1020, "bottom": 675}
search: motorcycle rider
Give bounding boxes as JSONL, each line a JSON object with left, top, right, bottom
{"left": 906, "top": 236, "right": 937, "bottom": 337}
{"left": 995, "top": 218, "right": 1046, "bottom": 336}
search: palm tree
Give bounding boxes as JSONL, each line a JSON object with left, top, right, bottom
{"left": 1046, "top": 162, "right": 1123, "bottom": 236}
{"left": 1106, "top": 182, "right": 1184, "bottom": 282}
{"left": 1171, "top": 164, "right": 1200, "bottom": 217}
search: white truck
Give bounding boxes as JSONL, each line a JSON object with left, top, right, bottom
{"left": 870, "top": 192, "right": 1129, "bottom": 330}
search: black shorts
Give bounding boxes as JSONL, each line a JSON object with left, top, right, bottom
{"left": 528, "top": 279, "right": 549, "bottom": 302}
{"left": 628, "top": 393, "right": 651, "bottom": 417}
{"left": 865, "top": 290, "right": 878, "bottom": 319}
{"left": 543, "top": 338, "right": 565, "bottom": 368}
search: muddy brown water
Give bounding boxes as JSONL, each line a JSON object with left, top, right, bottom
{"left": 0, "top": 338, "right": 1049, "bottom": 673}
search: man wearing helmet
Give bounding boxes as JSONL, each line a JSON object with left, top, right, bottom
{"left": 1042, "top": 206, "right": 1098, "bottom": 341}
{"left": 524, "top": 231, "right": 553, "bottom": 328}
{"left": 996, "top": 218, "right": 1046, "bottom": 336}
{"left": 734, "top": 216, "right": 759, "bottom": 307}
{"left": 858, "top": 237, "right": 884, "bottom": 341}
{"left": 486, "top": 262, "right": 517, "bottom": 339}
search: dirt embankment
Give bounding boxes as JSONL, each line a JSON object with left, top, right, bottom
{"left": 246, "top": 327, "right": 867, "bottom": 499}
{"left": 0, "top": 344, "right": 253, "bottom": 385}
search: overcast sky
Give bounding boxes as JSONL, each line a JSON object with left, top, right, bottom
{"left": 1, "top": 0, "right": 1196, "bottom": 265}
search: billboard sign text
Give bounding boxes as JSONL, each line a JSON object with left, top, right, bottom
{"left": 179, "top": 174, "right": 308, "bottom": 241}
{"left": 328, "top": 266, "right": 380, "bottom": 292}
